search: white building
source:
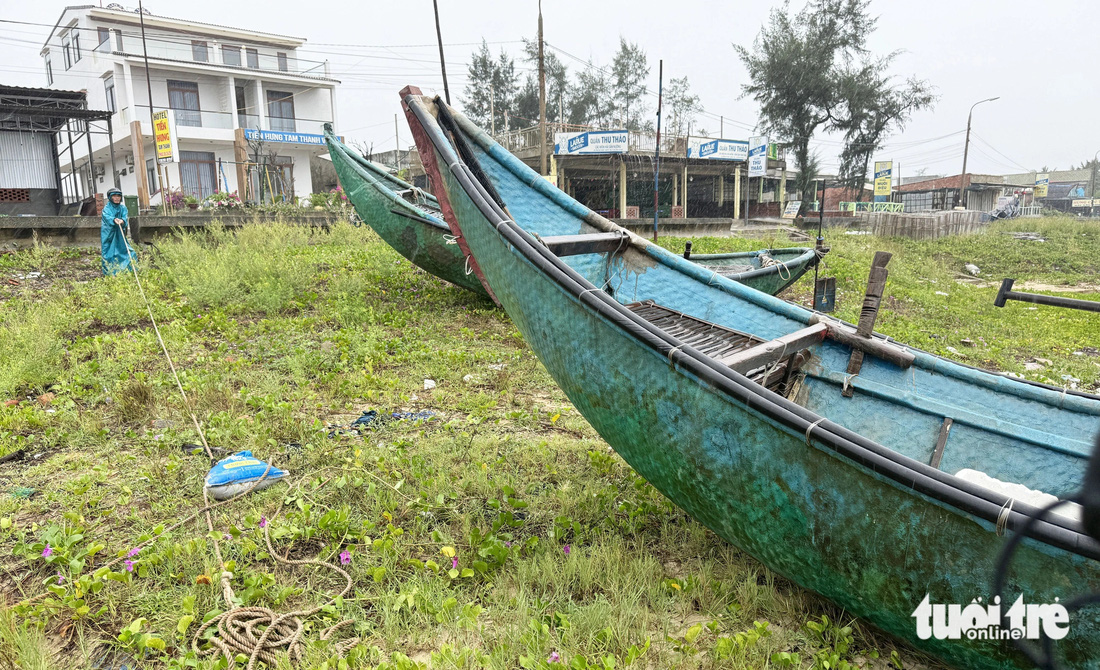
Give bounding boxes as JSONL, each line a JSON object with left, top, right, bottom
{"left": 41, "top": 4, "right": 340, "bottom": 207}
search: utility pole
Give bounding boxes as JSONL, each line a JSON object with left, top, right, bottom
{"left": 490, "top": 82, "right": 495, "bottom": 136}
{"left": 720, "top": 115, "right": 723, "bottom": 138}
{"left": 959, "top": 96, "right": 999, "bottom": 209}
{"left": 1090, "top": 149, "right": 1098, "bottom": 218}
{"left": 652, "top": 59, "right": 663, "bottom": 241}
{"left": 538, "top": 0, "right": 547, "bottom": 176}
{"left": 394, "top": 114, "right": 400, "bottom": 168}
{"left": 432, "top": 0, "right": 451, "bottom": 105}
{"left": 138, "top": 0, "right": 167, "bottom": 212}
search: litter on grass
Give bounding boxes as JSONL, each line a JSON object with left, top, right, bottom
{"left": 204, "top": 451, "right": 287, "bottom": 500}
{"left": 327, "top": 409, "right": 437, "bottom": 438}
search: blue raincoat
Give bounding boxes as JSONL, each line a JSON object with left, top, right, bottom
{"left": 101, "top": 191, "right": 136, "bottom": 276}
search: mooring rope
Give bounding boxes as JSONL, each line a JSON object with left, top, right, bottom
{"left": 758, "top": 252, "right": 791, "bottom": 281}
{"left": 114, "top": 222, "right": 359, "bottom": 667}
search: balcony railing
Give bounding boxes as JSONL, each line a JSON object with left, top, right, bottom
{"left": 111, "top": 33, "right": 329, "bottom": 76}
{"left": 119, "top": 106, "right": 330, "bottom": 135}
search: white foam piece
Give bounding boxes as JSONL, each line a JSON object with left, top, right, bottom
{"left": 955, "top": 469, "right": 1081, "bottom": 524}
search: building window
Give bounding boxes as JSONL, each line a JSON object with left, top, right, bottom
{"left": 98, "top": 27, "right": 110, "bottom": 47}
{"left": 167, "top": 80, "right": 201, "bottom": 127}
{"left": 104, "top": 75, "right": 116, "bottom": 113}
{"left": 62, "top": 35, "right": 72, "bottom": 70}
{"left": 266, "top": 90, "right": 295, "bottom": 132}
{"left": 44, "top": 53, "right": 53, "bottom": 85}
{"left": 246, "top": 48, "right": 259, "bottom": 69}
{"left": 180, "top": 151, "right": 217, "bottom": 199}
{"left": 191, "top": 40, "right": 209, "bottom": 62}
{"left": 73, "top": 33, "right": 81, "bottom": 62}
{"left": 146, "top": 158, "right": 159, "bottom": 195}
{"left": 277, "top": 52, "right": 288, "bottom": 72}
{"left": 114, "top": 29, "right": 124, "bottom": 51}
{"left": 221, "top": 45, "right": 241, "bottom": 67}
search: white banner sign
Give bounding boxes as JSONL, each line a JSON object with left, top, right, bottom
{"left": 748, "top": 135, "right": 768, "bottom": 177}
{"left": 553, "top": 130, "right": 629, "bottom": 155}
{"left": 686, "top": 137, "right": 749, "bottom": 161}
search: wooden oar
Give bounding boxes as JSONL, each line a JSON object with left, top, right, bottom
{"left": 842, "top": 251, "right": 892, "bottom": 398}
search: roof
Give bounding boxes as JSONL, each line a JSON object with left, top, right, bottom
{"left": 45, "top": 5, "right": 305, "bottom": 50}
{"left": 0, "top": 85, "right": 111, "bottom": 132}
{"left": 1002, "top": 168, "right": 1094, "bottom": 186}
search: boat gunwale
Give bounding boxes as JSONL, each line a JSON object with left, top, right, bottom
{"left": 323, "top": 125, "right": 449, "bottom": 233}
{"left": 405, "top": 92, "right": 1100, "bottom": 561}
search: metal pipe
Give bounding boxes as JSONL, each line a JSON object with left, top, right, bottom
{"left": 652, "top": 59, "right": 663, "bottom": 241}
{"left": 994, "top": 278, "right": 1100, "bottom": 313}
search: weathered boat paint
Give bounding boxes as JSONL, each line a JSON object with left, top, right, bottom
{"left": 405, "top": 93, "right": 1100, "bottom": 669}
{"left": 323, "top": 125, "right": 488, "bottom": 297}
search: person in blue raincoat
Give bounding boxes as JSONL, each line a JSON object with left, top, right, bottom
{"left": 101, "top": 188, "right": 136, "bottom": 275}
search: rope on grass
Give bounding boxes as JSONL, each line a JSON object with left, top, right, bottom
{"left": 115, "top": 223, "right": 361, "bottom": 667}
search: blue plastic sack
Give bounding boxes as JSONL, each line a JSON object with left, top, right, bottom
{"left": 204, "top": 451, "right": 287, "bottom": 500}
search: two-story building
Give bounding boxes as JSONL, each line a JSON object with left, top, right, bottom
{"left": 41, "top": 4, "right": 340, "bottom": 207}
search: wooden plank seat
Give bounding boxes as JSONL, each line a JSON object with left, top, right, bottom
{"left": 539, "top": 231, "right": 631, "bottom": 257}
{"left": 626, "top": 301, "right": 811, "bottom": 394}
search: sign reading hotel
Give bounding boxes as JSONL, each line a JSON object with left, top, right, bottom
{"left": 748, "top": 136, "right": 768, "bottom": 177}
{"left": 243, "top": 128, "right": 329, "bottom": 146}
{"left": 153, "top": 110, "right": 175, "bottom": 163}
{"left": 686, "top": 137, "right": 749, "bottom": 161}
{"left": 1034, "top": 173, "right": 1049, "bottom": 198}
{"left": 553, "top": 130, "right": 629, "bottom": 155}
{"left": 874, "top": 161, "right": 892, "bottom": 196}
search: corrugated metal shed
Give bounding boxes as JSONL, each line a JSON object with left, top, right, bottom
{"left": 0, "top": 131, "right": 57, "bottom": 188}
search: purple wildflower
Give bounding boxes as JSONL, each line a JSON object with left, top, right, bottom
{"left": 451, "top": 557, "right": 458, "bottom": 569}
{"left": 563, "top": 545, "right": 571, "bottom": 555}
{"left": 56, "top": 571, "right": 64, "bottom": 585}
{"left": 339, "top": 549, "right": 351, "bottom": 566}
{"left": 124, "top": 560, "right": 134, "bottom": 573}
{"left": 259, "top": 516, "right": 267, "bottom": 528}
{"left": 548, "top": 651, "right": 561, "bottom": 663}
{"left": 127, "top": 547, "right": 140, "bottom": 558}
{"left": 42, "top": 544, "right": 52, "bottom": 558}
{"left": 504, "top": 541, "right": 512, "bottom": 548}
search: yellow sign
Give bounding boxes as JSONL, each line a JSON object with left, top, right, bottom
{"left": 1034, "top": 173, "right": 1049, "bottom": 198}
{"left": 873, "top": 161, "right": 892, "bottom": 197}
{"left": 153, "top": 110, "right": 174, "bottom": 162}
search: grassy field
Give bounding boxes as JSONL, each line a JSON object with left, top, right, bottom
{"left": 0, "top": 218, "right": 1095, "bottom": 669}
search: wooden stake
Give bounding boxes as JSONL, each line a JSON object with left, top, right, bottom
{"left": 842, "top": 250, "right": 892, "bottom": 397}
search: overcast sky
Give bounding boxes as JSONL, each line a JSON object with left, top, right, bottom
{"left": 4, "top": 0, "right": 1098, "bottom": 177}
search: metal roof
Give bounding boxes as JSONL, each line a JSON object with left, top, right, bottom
{"left": 0, "top": 85, "right": 110, "bottom": 133}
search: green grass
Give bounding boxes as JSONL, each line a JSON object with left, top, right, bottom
{"left": 0, "top": 217, "right": 1094, "bottom": 669}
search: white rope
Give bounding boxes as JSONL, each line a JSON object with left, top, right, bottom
{"left": 442, "top": 234, "right": 459, "bottom": 245}
{"left": 842, "top": 373, "right": 859, "bottom": 394}
{"left": 667, "top": 344, "right": 684, "bottom": 365}
{"left": 805, "top": 418, "right": 826, "bottom": 446}
{"left": 464, "top": 254, "right": 473, "bottom": 276}
{"left": 996, "top": 498, "right": 1015, "bottom": 536}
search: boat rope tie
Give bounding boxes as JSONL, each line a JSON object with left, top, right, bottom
{"left": 464, "top": 254, "right": 474, "bottom": 276}
{"left": 763, "top": 340, "right": 789, "bottom": 387}
{"left": 707, "top": 270, "right": 720, "bottom": 286}
{"left": 111, "top": 223, "right": 360, "bottom": 668}
{"left": 996, "top": 498, "right": 1015, "bottom": 536}
{"left": 443, "top": 234, "right": 459, "bottom": 245}
{"left": 805, "top": 418, "right": 826, "bottom": 446}
{"left": 842, "top": 373, "right": 859, "bottom": 394}
{"left": 667, "top": 344, "right": 685, "bottom": 365}
{"left": 758, "top": 253, "right": 791, "bottom": 281}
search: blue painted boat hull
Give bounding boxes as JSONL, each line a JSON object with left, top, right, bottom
{"left": 403, "top": 92, "right": 1100, "bottom": 669}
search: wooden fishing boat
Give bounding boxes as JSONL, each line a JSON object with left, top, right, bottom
{"left": 322, "top": 124, "right": 488, "bottom": 297}
{"left": 405, "top": 112, "right": 821, "bottom": 296}
{"left": 402, "top": 88, "right": 1100, "bottom": 669}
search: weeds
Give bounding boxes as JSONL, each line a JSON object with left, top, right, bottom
{"left": 4, "top": 218, "right": 1080, "bottom": 667}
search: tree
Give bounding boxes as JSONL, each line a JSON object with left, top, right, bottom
{"left": 514, "top": 39, "right": 571, "bottom": 127}
{"left": 610, "top": 38, "right": 651, "bottom": 131}
{"left": 460, "top": 40, "right": 517, "bottom": 133}
{"left": 572, "top": 63, "right": 613, "bottom": 128}
{"left": 735, "top": 0, "right": 876, "bottom": 212}
{"left": 834, "top": 63, "right": 936, "bottom": 197}
{"left": 664, "top": 76, "right": 701, "bottom": 137}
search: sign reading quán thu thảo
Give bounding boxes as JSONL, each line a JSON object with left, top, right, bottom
{"left": 153, "top": 110, "right": 174, "bottom": 163}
